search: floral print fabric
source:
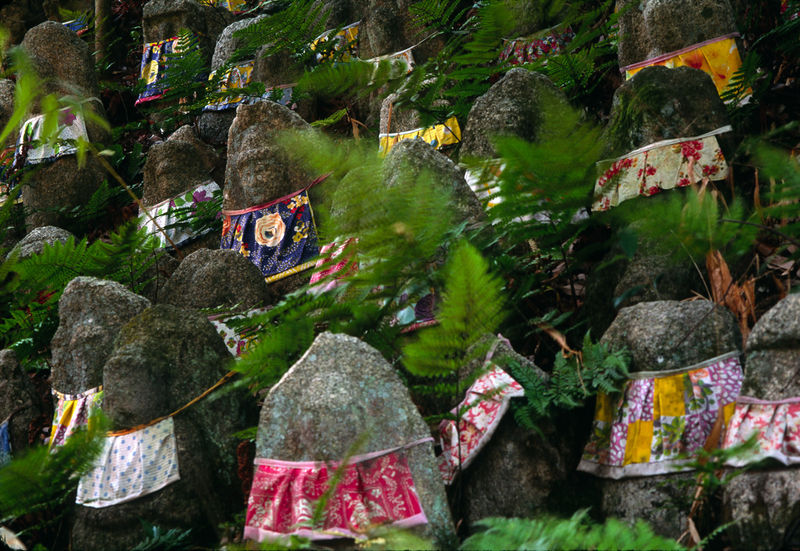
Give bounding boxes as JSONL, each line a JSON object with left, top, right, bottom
{"left": 200, "top": 0, "right": 247, "bottom": 13}
{"left": 220, "top": 188, "right": 320, "bottom": 283}
{"left": 722, "top": 397, "right": 800, "bottom": 467}
{"left": 578, "top": 352, "right": 743, "bottom": 479}
{"left": 50, "top": 386, "right": 104, "bottom": 449}
{"left": 499, "top": 26, "right": 575, "bottom": 65}
{"left": 379, "top": 116, "right": 461, "bottom": 155}
{"left": 76, "top": 417, "right": 180, "bottom": 508}
{"left": 139, "top": 181, "right": 221, "bottom": 249}
{"left": 244, "top": 439, "right": 430, "bottom": 542}
{"left": 622, "top": 34, "right": 744, "bottom": 97}
{"left": 438, "top": 337, "right": 525, "bottom": 484}
{"left": 15, "top": 109, "right": 89, "bottom": 166}
{"left": 204, "top": 60, "right": 255, "bottom": 111}
{"left": 208, "top": 307, "right": 269, "bottom": 357}
{"left": 592, "top": 127, "right": 731, "bottom": 212}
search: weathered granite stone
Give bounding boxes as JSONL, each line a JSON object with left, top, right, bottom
{"left": 142, "top": 127, "right": 220, "bottom": 207}
{"left": 383, "top": 139, "right": 485, "bottom": 230}
{"left": 224, "top": 101, "right": 316, "bottom": 211}
{"left": 606, "top": 66, "right": 731, "bottom": 155}
{"left": 198, "top": 16, "right": 267, "bottom": 145}
{"left": 50, "top": 277, "right": 151, "bottom": 395}
{"left": 7, "top": 226, "right": 73, "bottom": 260}
{"left": 596, "top": 299, "right": 740, "bottom": 537}
{"left": 350, "top": 0, "right": 446, "bottom": 62}
{"left": 20, "top": 21, "right": 98, "bottom": 98}
{"left": 616, "top": 0, "right": 738, "bottom": 68}
{"left": 71, "top": 304, "right": 250, "bottom": 551}
{"left": 160, "top": 249, "right": 275, "bottom": 310}
{"left": 19, "top": 22, "right": 109, "bottom": 230}
{"left": 0, "top": 79, "right": 15, "bottom": 146}
{"left": 584, "top": 235, "right": 702, "bottom": 339}
{"left": 723, "top": 470, "right": 800, "bottom": 551}
{"left": 142, "top": 0, "right": 233, "bottom": 59}
{"left": 601, "top": 299, "right": 740, "bottom": 372}
{"left": 460, "top": 68, "right": 566, "bottom": 159}
{"left": 746, "top": 294, "right": 800, "bottom": 353}
{"left": 210, "top": 16, "right": 266, "bottom": 71}
{"left": 138, "top": 250, "right": 181, "bottom": 303}
{"left": 256, "top": 331, "right": 455, "bottom": 542}
{"left": 0, "top": 0, "right": 46, "bottom": 46}
{"left": 721, "top": 294, "right": 800, "bottom": 550}
{"left": 456, "top": 336, "right": 590, "bottom": 529}
{"left": 198, "top": 109, "right": 239, "bottom": 146}
{"left": 0, "top": 349, "right": 43, "bottom": 457}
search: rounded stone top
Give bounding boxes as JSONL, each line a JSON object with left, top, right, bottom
{"left": 746, "top": 294, "right": 800, "bottom": 352}
{"left": 600, "top": 299, "right": 740, "bottom": 372}
{"left": 461, "top": 68, "right": 565, "bottom": 159}
{"left": 8, "top": 226, "right": 73, "bottom": 260}
{"left": 257, "top": 331, "right": 429, "bottom": 460}
{"left": 160, "top": 248, "right": 275, "bottom": 310}
{"left": 607, "top": 65, "right": 730, "bottom": 155}
{"left": 21, "top": 21, "right": 98, "bottom": 97}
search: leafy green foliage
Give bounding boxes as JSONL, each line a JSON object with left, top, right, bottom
{"left": 0, "top": 415, "right": 106, "bottom": 535}
{"left": 460, "top": 510, "right": 684, "bottom": 550}
{"left": 403, "top": 240, "right": 504, "bottom": 378}
{"left": 509, "top": 333, "right": 629, "bottom": 429}
{"left": 130, "top": 521, "right": 192, "bottom": 551}
{"left": 0, "top": 221, "right": 160, "bottom": 370}
{"left": 609, "top": 188, "right": 759, "bottom": 262}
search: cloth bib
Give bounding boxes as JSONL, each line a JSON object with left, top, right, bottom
{"left": 622, "top": 34, "right": 744, "bottom": 97}
{"left": 204, "top": 60, "right": 255, "bottom": 112}
{"left": 379, "top": 116, "right": 461, "bottom": 155}
{"left": 722, "top": 396, "right": 800, "bottom": 467}
{"left": 310, "top": 21, "right": 360, "bottom": 63}
{"left": 578, "top": 352, "right": 743, "bottom": 479}
{"left": 76, "top": 417, "right": 180, "bottom": 508}
{"left": 592, "top": 126, "right": 731, "bottom": 212}
{"left": 500, "top": 26, "right": 575, "bottom": 65}
{"left": 438, "top": 337, "right": 524, "bottom": 484}
{"left": 220, "top": 187, "right": 320, "bottom": 283}
{"left": 50, "top": 386, "right": 104, "bottom": 449}
{"left": 139, "top": 181, "right": 221, "bottom": 249}
{"left": 15, "top": 109, "right": 89, "bottom": 166}
{"left": 244, "top": 438, "right": 431, "bottom": 542}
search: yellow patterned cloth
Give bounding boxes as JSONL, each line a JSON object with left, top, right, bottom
{"left": 204, "top": 60, "right": 255, "bottom": 111}
{"left": 50, "top": 386, "right": 104, "bottom": 449}
{"left": 578, "top": 352, "right": 743, "bottom": 479}
{"left": 592, "top": 126, "right": 731, "bottom": 212}
{"left": 310, "top": 21, "right": 360, "bottom": 63}
{"left": 622, "top": 34, "right": 744, "bottom": 97}
{"left": 378, "top": 116, "right": 461, "bottom": 155}
{"left": 199, "top": 0, "right": 247, "bottom": 12}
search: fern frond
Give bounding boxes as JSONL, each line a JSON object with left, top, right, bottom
{"left": 403, "top": 241, "right": 504, "bottom": 377}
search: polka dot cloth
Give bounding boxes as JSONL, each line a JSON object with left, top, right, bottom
{"left": 76, "top": 417, "right": 180, "bottom": 508}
